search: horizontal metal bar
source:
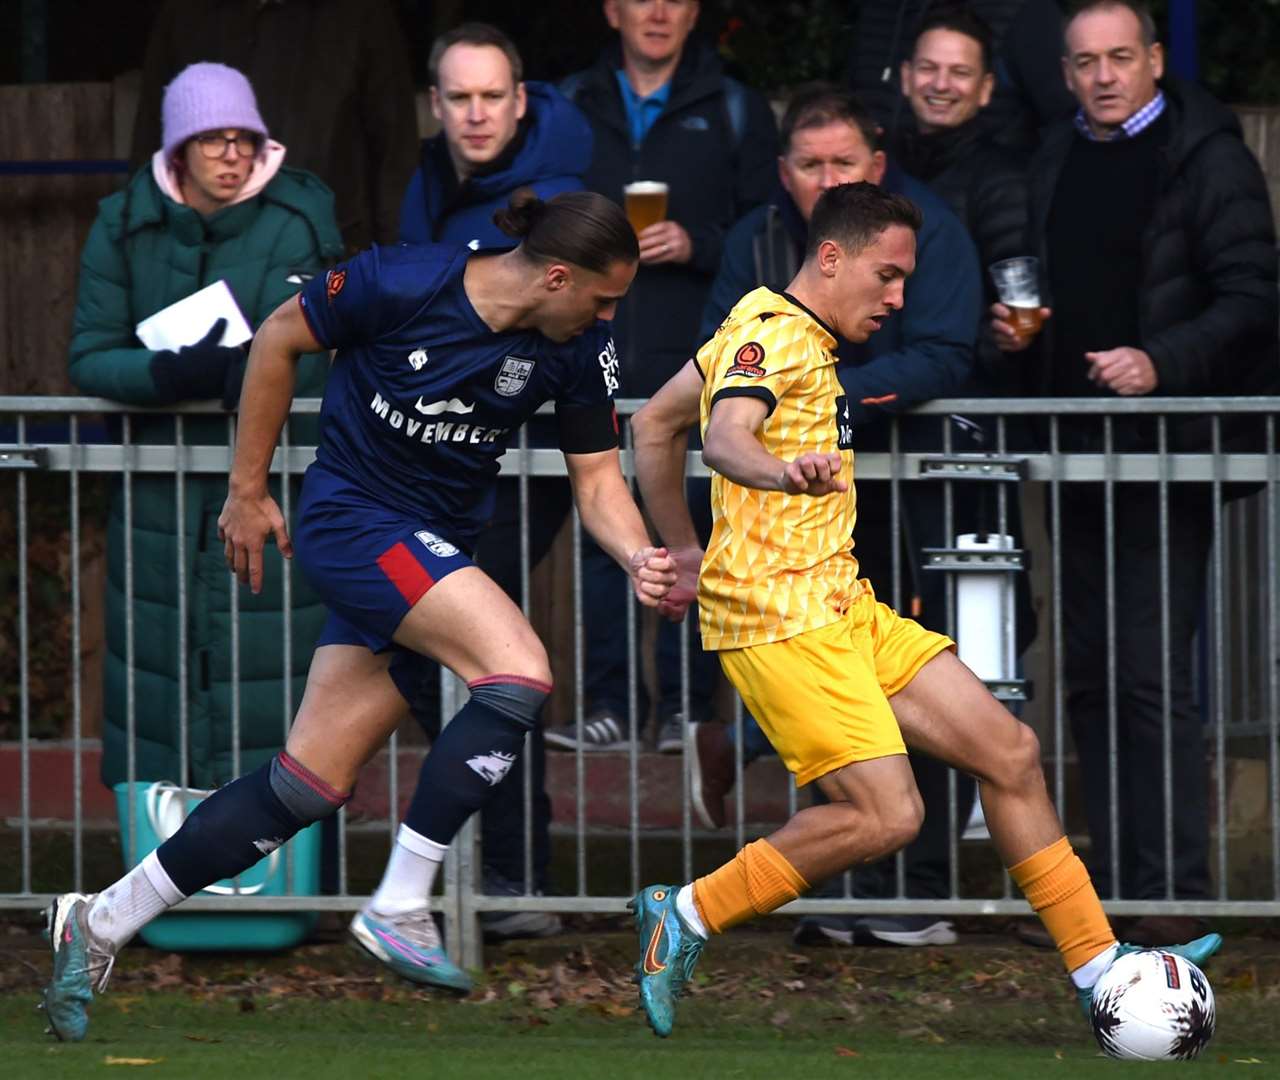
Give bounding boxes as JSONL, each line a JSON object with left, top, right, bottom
{"left": 919, "top": 454, "right": 1029, "bottom": 481}
{"left": 0, "top": 447, "right": 47, "bottom": 470}
{"left": 922, "top": 548, "right": 1027, "bottom": 572}
{"left": 2, "top": 893, "right": 1278, "bottom": 917}
{"left": 987, "top": 679, "right": 1031, "bottom": 702}
{"left": 3, "top": 443, "right": 1276, "bottom": 484}
{"left": 4, "top": 395, "right": 1280, "bottom": 417}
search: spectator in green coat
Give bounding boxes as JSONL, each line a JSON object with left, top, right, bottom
{"left": 68, "top": 62, "right": 343, "bottom": 792}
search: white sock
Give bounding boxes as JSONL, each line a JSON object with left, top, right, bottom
{"left": 368, "top": 824, "right": 447, "bottom": 915}
{"left": 675, "top": 884, "right": 708, "bottom": 939}
{"left": 1070, "top": 941, "right": 1120, "bottom": 989}
{"left": 88, "top": 851, "right": 185, "bottom": 950}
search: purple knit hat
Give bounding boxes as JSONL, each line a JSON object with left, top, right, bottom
{"left": 161, "top": 62, "right": 268, "bottom": 161}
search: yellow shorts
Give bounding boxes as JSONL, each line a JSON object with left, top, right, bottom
{"left": 717, "top": 581, "right": 954, "bottom": 786}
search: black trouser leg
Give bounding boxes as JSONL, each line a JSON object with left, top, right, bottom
{"left": 1058, "top": 484, "right": 1212, "bottom": 900}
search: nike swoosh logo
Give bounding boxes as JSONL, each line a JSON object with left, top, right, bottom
{"left": 415, "top": 397, "right": 474, "bottom": 416}
{"left": 642, "top": 910, "right": 667, "bottom": 975}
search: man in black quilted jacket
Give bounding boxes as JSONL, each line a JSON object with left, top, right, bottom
{"left": 549, "top": 0, "right": 779, "bottom": 754}
{"left": 895, "top": 5, "right": 1031, "bottom": 395}
{"left": 994, "top": 0, "right": 1278, "bottom": 945}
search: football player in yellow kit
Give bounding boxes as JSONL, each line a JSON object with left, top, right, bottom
{"left": 625, "top": 181, "right": 1220, "bottom": 1038}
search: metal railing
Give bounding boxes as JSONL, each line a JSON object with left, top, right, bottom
{"left": 2, "top": 395, "right": 1278, "bottom": 971}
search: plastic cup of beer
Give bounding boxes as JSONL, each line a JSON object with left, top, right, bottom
{"left": 624, "top": 181, "right": 668, "bottom": 235}
{"left": 989, "top": 256, "right": 1044, "bottom": 341}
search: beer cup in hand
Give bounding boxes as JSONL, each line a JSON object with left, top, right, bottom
{"left": 990, "top": 257, "right": 1046, "bottom": 346}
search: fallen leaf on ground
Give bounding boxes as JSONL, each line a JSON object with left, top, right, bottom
{"left": 104, "top": 1057, "right": 163, "bottom": 1066}
{"left": 834, "top": 1046, "right": 860, "bottom": 1058}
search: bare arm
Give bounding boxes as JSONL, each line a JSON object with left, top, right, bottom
{"left": 564, "top": 447, "right": 676, "bottom": 609}
{"left": 632, "top": 360, "right": 706, "bottom": 621}
{"left": 217, "top": 296, "right": 323, "bottom": 593}
{"left": 632, "top": 360, "right": 703, "bottom": 550}
{"left": 703, "top": 396, "right": 848, "bottom": 496}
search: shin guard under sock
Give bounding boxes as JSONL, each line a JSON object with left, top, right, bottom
{"left": 403, "top": 675, "right": 550, "bottom": 845}
{"left": 1009, "top": 835, "right": 1117, "bottom": 973}
{"left": 155, "top": 752, "right": 347, "bottom": 897}
{"left": 691, "top": 838, "right": 810, "bottom": 934}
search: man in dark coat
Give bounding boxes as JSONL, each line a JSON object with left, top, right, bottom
{"left": 846, "top": 0, "right": 1075, "bottom": 152}
{"left": 131, "top": 0, "right": 418, "bottom": 255}
{"left": 695, "top": 85, "right": 982, "bottom": 948}
{"left": 550, "top": 0, "right": 779, "bottom": 754}
{"left": 993, "top": 0, "right": 1279, "bottom": 944}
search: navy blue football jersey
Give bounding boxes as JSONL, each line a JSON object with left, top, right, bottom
{"left": 298, "top": 243, "right": 620, "bottom": 549}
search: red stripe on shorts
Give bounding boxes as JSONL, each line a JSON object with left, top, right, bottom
{"left": 376, "top": 541, "right": 436, "bottom": 607}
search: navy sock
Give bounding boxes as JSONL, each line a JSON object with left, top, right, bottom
{"left": 155, "top": 753, "right": 347, "bottom": 897}
{"left": 404, "top": 676, "right": 550, "bottom": 846}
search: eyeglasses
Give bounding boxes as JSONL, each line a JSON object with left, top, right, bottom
{"left": 194, "top": 132, "right": 260, "bottom": 159}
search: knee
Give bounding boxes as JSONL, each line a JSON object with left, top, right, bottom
{"left": 995, "top": 721, "right": 1043, "bottom": 788}
{"left": 881, "top": 788, "right": 925, "bottom": 852}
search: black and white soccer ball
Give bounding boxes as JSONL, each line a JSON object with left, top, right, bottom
{"left": 1090, "top": 949, "right": 1216, "bottom": 1061}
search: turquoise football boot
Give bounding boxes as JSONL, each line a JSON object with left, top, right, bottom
{"left": 350, "top": 906, "right": 472, "bottom": 993}
{"left": 1075, "top": 933, "right": 1223, "bottom": 1017}
{"left": 629, "top": 885, "right": 706, "bottom": 1037}
{"left": 41, "top": 892, "right": 116, "bottom": 1042}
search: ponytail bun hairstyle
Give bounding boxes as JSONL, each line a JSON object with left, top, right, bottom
{"left": 494, "top": 188, "right": 639, "bottom": 274}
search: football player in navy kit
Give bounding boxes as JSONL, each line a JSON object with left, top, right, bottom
{"left": 40, "top": 190, "right": 677, "bottom": 1041}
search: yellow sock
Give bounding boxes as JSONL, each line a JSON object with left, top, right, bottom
{"left": 1009, "top": 836, "right": 1116, "bottom": 973}
{"left": 691, "top": 838, "right": 809, "bottom": 935}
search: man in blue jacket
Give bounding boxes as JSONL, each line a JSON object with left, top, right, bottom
{"left": 389, "top": 23, "right": 596, "bottom": 941}
{"left": 694, "top": 84, "right": 982, "bottom": 949}
{"left": 398, "top": 23, "right": 592, "bottom": 247}
{"left": 550, "top": 0, "right": 779, "bottom": 757}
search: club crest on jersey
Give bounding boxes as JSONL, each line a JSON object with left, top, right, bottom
{"left": 325, "top": 268, "right": 346, "bottom": 304}
{"left": 495, "top": 356, "right": 535, "bottom": 397}
{"left": 415, "top": 529, "right": 459, "bottom": 557}
{"left": 727, "top": 340, "right": 766, "bottom": 378}
{"left": 408, "top": 347, "right": 429, "bottom": 371}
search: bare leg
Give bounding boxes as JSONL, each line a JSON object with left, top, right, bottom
{"left": 765, "top": 754, "right": 923, "bottom": 883}
{"left": 888, "top": 649, "right": 1061, "bottom": 866}
{"left": 287, "top": 565, "right": 551, "bottom": 789}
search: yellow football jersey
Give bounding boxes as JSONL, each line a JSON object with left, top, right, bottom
{"left": 697, "top": 287, "right": 862, "bottom": 650}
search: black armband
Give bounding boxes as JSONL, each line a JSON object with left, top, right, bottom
{"left": 556, "top": 401, "right": 619, "bottom": 454}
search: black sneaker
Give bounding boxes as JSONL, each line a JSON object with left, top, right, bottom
{"left": 857, "top": 914, "right": 957, "bottom": 946}
{"left": 656, "top": 713, "right": 685, "bottom": 754}
{"left": 480, "top": 870, "right": 562, "bottom": 941}
{"left": 792, "top": 914, "right": 858, "bottom": 946}
{"left": 544, "top": 708, "right": 634, "bottom": 752}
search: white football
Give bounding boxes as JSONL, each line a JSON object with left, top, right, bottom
{"left": 1090, "top": 949, "right": 1216, "bottom": 1061}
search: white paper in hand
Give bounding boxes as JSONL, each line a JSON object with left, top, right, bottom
{"left": 135, "top": 280, "right": 253, "bottom": 351}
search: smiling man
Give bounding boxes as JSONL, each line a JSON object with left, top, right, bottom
{"left": 992, "top": 0, "right": 1278, "bottom": 942}
{"left": 894, "top": 7, "right": 1030, "bottom": 392}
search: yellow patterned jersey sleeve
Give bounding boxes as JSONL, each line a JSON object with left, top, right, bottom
{"left": 696, "top": 287, "right": 862, "bottom": 650}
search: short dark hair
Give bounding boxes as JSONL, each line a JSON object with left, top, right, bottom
{"left": 428, "top": 22, "right": 523, "bottom": 87}
{"left": 805, "top": 182, "right": 923, "bottom": 260}
{"left": 493, "top": 188, "right": 639, "bottom": 273}
{"left": 780, "top": 83, "right": 880, "bottom": 156}
{"left": 1065, "top": 1, "right": 1159, "bottom": 48}
{"left": 912, "top": 4, "right": 995, "bottom": 74}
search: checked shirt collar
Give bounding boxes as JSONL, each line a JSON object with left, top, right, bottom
{"left": 1073, "top": 89, "right": 1166, "bottom": 142}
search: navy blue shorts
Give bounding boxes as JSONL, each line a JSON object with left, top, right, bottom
{"left": 295, "top": 465, "right": 474, "bottom": 653}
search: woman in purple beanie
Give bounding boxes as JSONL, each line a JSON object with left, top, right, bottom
{"left": 65, "top": 62, "right": 344, "bottom": 834}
